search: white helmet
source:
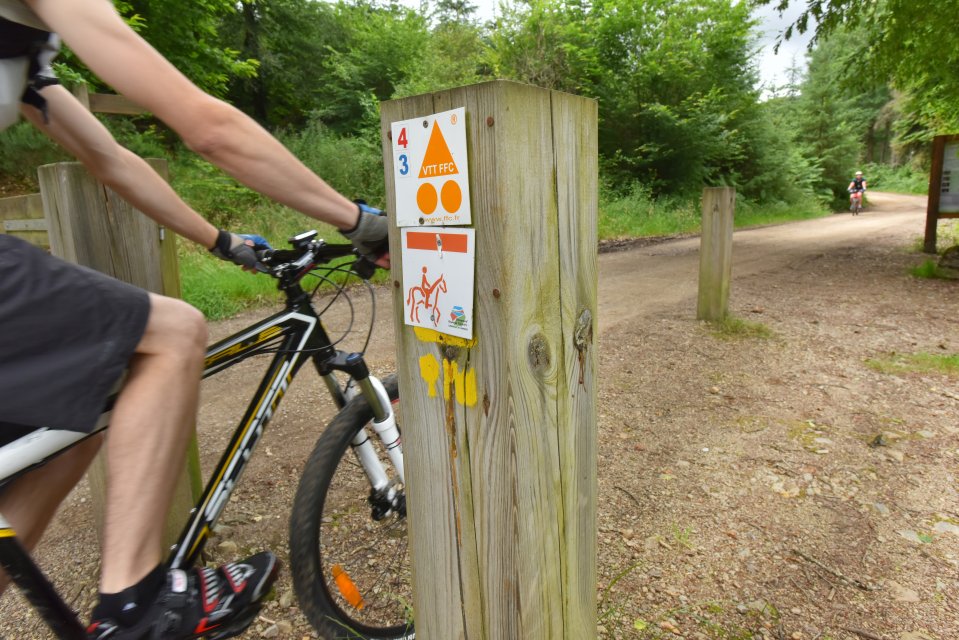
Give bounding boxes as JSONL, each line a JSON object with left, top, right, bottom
{"left": 855, "top": 170, "right": 863, "bottom": 176}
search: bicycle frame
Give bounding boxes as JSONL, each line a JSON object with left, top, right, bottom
{"left": 0, "top": 271, "right": 400, "bottom": 638}
{"left": 170, "top": 288, "right": 393, "bottom": 569}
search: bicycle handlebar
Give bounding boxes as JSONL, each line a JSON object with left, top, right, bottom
{"left": 257, "top": 230, "right": 377, "bottom": 282}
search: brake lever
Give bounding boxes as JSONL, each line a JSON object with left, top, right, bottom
{"left": 353, "top": 255, "right": 377, "bottom": 280}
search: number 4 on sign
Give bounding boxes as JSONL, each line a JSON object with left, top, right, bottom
{"left": 397, "top": 128, "right": 408, "bottom": 148}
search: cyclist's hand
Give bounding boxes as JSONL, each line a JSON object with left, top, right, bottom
{"left": 342, "top": 201, "right": 390, "bottom": 268}
{"left": 210, "top": 230, "right": 270, "bottom": 271}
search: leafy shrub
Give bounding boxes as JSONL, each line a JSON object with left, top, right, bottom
{"left": 861, "top": 162, "right": 928, "bottom": 195}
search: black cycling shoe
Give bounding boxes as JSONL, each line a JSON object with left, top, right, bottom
{"left": 86, "top": 552, "right": 278, "bottom": 639}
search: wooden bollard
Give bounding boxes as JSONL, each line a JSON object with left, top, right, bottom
{"left": 38, "top": 160, "right": 200, "bottom": 550}
{"left": 697, "top": 186, "right": 736, "bottom": 322}
{"left": 380, "top": 80, "right": 598, "bottom": 639}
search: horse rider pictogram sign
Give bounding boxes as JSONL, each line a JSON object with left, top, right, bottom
{"left": 401, "top": 228, "right": 475, "bottom": 339}
{"left": 391, "top": 107, "right": 471, "bottom": 227}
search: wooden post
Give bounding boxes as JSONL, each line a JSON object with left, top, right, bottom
{"left": 697, "top": 186, "right": 736, "bottom": 322}
{"left": 380, "top": 80, "right": 598, "bottom": 639}
{"left": 37, "top": 160, "right": 201, "bottom": 549}
{"left": 0, "top": 193, "right": 47, "bottom": 249}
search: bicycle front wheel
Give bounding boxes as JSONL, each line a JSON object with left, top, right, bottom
{"left": 289, "top": 374, "right": 413, "bottom": 640}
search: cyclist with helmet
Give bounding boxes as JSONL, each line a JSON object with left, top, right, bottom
{"left": 848, "top": 170, "right": 867, "bottom": 214}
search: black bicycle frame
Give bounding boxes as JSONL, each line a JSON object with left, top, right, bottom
{"left": 169, "top": 288, "right": 374, "bottom": 569}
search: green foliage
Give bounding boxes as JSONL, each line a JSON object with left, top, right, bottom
{"left": 0, "top": 117, "right": 167, "bottom": 190}
{"left": 861, "top": 162, "right": 927, "bottom": 195}
{"left": 776, "top": 28, "right": 891, "bottom": 208}
{"left": 0, "top": 122, "right": 70, "bottom": 185}
{"left": 54, "top": 0, "right": 256, "bottom": 96}
{"left": 909, "top": 259, "right": 957, "bottom": 280}
{"left": 122, "top": 0, "right": 258, "bottom": 96}
{"left": 489, "top": 0, "right": 601, "bottom": 94}
{"left": 223, "top": 0, "right": 344, "bottom": 126}
{"left": 598, "top": 182, "right": 827, "bottom": 241}
{"left": 313, "top": 2, "right": 432, "bottom": 133}
{"left": 598, "top": 184, "right": 700, "bottom": 240}
{"left": 756, "top": 0, "right": 959, "bottom": 134}
{"left": 589, "top": 0, "right": 762, "bottom": 193}
{"left": 278, "top": 121, "right": 387, "bottom": 207}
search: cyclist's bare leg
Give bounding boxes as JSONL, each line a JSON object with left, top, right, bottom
{"left": 97, "top": 293, "right": 207, "bottom": 593}
{"left": 0, "top": 435, "right": 102, "bottom": 595}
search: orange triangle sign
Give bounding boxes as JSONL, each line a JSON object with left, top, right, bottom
{"left": 418, "top": 122, "right": 458, "bottom": 179}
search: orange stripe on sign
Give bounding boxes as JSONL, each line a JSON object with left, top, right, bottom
{"left": 406, "top": 231, "right": 469, "bottom": 253}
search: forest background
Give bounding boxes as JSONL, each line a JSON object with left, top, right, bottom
{"left": 0, "top": 0, "right": 954, "bottom": 318}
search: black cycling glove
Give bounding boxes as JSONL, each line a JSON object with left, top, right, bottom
{"left": 209, "top": 229, "right": 263, "bottom": 270}
{"left": 341, "top": 201, "right": 388, "bottom": 260}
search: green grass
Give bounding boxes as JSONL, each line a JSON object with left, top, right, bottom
{"left": 909, "top": 259, "right": 958, "bottom": 280}
{"left": 599, "top": 185, "right": 701, "bottom": 240}
{"left": 709, "top": 315, "right": 774, "bottom": 340}
{"left": 599, "top": 185, "right": 829, "bottom": 241}
{"left": 866, "top": 352, "right": 959, "bottom": 377}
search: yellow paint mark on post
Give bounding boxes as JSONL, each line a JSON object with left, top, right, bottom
{"left": 441, "top": 359, "right": 478, "bottom": 408}
{"left": 419, "top": 353, "right": 440, "bottom": 397}
{"left": 413, "top": 327, "right": 477, "bottom": 348}
{"left": 464, "top": 367, "right": 477, "bottom": 407}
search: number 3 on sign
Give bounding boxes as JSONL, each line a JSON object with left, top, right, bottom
{"left": 395, "top": 127, "right": 410, "bottom": 178}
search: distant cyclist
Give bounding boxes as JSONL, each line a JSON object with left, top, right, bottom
{"left": 848, "top": 170, "right": 867, "bottom": 214}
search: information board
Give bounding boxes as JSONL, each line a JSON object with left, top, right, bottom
{"left": 940, "top": 142, "right": 959, "bottom": 214}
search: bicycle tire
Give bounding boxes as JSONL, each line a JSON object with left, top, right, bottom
{"left": 289, "top": 374, "right": 414, "bottom": 640}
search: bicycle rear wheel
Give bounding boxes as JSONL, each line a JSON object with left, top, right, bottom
{"left": 289, "top": 375, "right": 413, "bottom": 640}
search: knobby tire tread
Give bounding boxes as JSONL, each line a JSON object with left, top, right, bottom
{"left": 289, "top": 375, "right": 410, "bottom": 640}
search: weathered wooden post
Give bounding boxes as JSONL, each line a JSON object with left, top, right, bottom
{"left": 37, "top": 160, "right": 201, "bottom": 548}
{"left": 0, "top": 193, "right": 47, "bottom": 249}
{"left": 380, "top": 80, "right": 598, "bottom": 639}
{"left": 697, "top": 186, "right": 736, "bottom": 322}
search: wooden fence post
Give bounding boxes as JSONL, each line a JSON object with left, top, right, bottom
{"left": 380, "top": 80, "right": 598, "bottom": 639}
{"left": 37, "top": 160, "right": 201, "bottom": 550}
{"left": 0, "top": 193, "right": 47, "bottom": 249}
{"left": 697, "top": 186, "right": 736, "bottom": 322}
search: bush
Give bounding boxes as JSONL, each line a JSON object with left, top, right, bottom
{"left": 862, "top": 162, "right": 928, "bottom": 195}
{"left": 0, "top": 122, "right": 70, "bottom": 188}
{"left": 280, "top": 120, "right": 386, "bottom": 208}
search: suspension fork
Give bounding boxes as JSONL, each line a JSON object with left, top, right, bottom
{"left": 314, "top": 354, "right": 405, "bottom": 489}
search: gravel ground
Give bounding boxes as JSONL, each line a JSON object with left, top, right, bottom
{"left": 1, "top": 192, "right": 956, "bottom": 640}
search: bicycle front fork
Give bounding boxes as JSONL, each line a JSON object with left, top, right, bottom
{"left": 319, "top": 352, "right": 406, "bottom": 517}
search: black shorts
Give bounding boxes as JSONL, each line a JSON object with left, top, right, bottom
{"left": 0, "top": 235, "right": 150, "bottom": 434}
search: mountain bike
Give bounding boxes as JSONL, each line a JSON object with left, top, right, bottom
{"left": 0, "top": 231, "right": 413, "bottom": 640}
{"left": 849, "top": 188, "right": 865, "bottom": 215}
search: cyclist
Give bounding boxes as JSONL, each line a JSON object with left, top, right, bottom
{"left": 0, "top": 0, "right": 388, "bottom": 638}
{"left": 848, "top": 170, "right": 867, "bottom": 213}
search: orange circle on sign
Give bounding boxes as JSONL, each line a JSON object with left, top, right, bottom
{"left": 417, "top": 183, "right": 438, "bottom": 214}
{"left": 441, "top": 180, "right": 462, "bottom": 213}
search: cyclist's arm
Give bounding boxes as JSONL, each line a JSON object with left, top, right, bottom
{"left": 21, "top": 85, "right": 218, "bottom": 248}
{"left": 24, "top": 0, "right": 361, "bottom": 231}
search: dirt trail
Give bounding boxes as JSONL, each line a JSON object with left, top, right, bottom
{"left": 599, "top": 192, "right": 927, "bottom": 329}
{"left": 2, "top": 191, "right": 957, "bottom": 640}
